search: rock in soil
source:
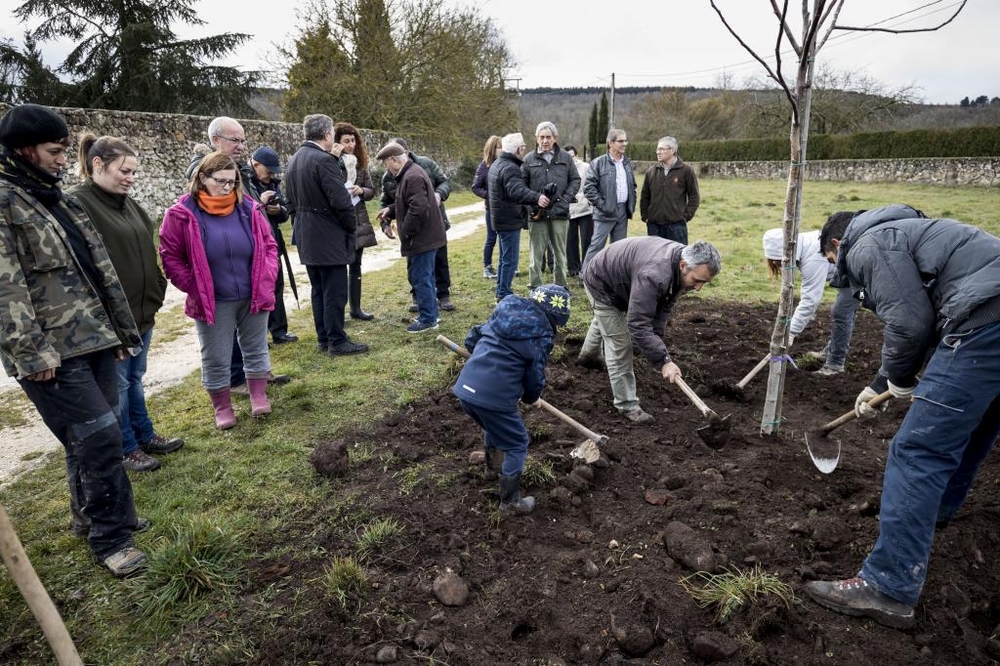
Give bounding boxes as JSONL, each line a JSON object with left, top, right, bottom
{"left": 663, "top": 521, "right": 719, "bottom": 573}
{"left": 432, "top": 572, "right": 469, "bottom": 607}
{"left": 375, "top": 644, "right": 398, "bottom": 663}
{"left": 690, "top": 631, "right": 739, "bottom": 661}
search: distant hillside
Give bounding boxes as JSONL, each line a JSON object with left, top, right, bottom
{"left": 516, "top": 86, "right": 1000, "bottom": 151}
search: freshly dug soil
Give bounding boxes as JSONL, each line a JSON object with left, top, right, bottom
{"left": 207, "top": 302, "right": 1000, "bottom": 664}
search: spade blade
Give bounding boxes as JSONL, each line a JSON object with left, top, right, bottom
{"left": 805, "top": 431, "right": 841, "bottom": 474}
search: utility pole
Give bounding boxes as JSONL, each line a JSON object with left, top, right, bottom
{"left": 610, "top": 72, "right": 615, "bottom": 128}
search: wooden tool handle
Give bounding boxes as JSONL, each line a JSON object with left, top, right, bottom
{"left": 736, "top": 353, "right": 770, "bottom": 389}
{"left": 536, "top": 399, "right": 609, "bottom": 446}
{"left": 437, "top": 335, "right": 609, "bottom": 446}
{"left": 674, "top": 376, "right": 716, "bottom": 418}
{"left": 820, "top": 390, "right": 893, "bottom": 434}
{"left": 0, "top": 506, "right": 82, "bottom": 665}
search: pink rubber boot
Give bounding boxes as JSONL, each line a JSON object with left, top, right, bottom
{"left": 208, "top": 388, "right": 237, "bottom": 429}
{"left": 246, "top": 377, "right": 271, "bottom": 417}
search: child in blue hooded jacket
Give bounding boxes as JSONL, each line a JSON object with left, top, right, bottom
{"left": 453, "top": 284, "right": 571, "bottom": 514}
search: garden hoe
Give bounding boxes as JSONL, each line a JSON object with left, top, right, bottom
{"left": 805, "top": 389, "right": 892, "bottom": 474}
{"left": 673, "top": 376, "right": 731, "bottom": 449}
{"left": 436, "top": 335, "right": 607, "bottom": 463}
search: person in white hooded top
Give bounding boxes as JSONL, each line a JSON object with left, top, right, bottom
{"left": 761, "top": 210, "right": 862, "bottom": 374}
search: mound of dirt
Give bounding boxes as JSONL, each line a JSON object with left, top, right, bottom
{"left": 195, "top": 302, "right": 1000, "bottom": 663}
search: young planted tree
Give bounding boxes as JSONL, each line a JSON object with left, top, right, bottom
{"left": 709, "top": 0, "right": 967, "bottom": 435}
{"left": 6, "top": 0, "right": 260, "bottom": 115}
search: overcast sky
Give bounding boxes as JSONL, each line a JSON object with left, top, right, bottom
{"left": 2, "top": 0, "right": 994, "bottom": 105}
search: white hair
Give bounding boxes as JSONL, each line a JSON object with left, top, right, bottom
{"left": 658, "top": 136, "right": 678, "bottom": 151}
{"left": 535, "top": 121, "right": 558, "bottom": 137}
{"left": 207, "top": 116, "right": 242, "bottom": 142}
{"left": 681, "top": 241, "right": 722, "bottom": 276}
{"left": 501, "top": 133, "right": 525, "bottom": 153}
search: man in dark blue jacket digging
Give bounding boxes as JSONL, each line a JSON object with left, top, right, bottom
{"left": 453, "top": 284, "right": 571, "bottom": 515}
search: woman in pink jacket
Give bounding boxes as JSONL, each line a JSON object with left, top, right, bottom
{"left": 159, "top": 151, "right": 278, "bottom": 429}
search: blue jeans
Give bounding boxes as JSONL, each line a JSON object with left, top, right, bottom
{"left": 483, "top": 208, "right": 497, "bottom": 267}
{"left": 496, "top": 228, "right": 522, "bottom": 300}
{"left": 117, "top": 328, "right": 155, "bottom": 455}
{"left": 459, "top": 400, "right": 529, "bottom": 476}
{"left": 822, "top": 287, "right": 862, "bottom": 367}
{"left": 859, "top": 320, "right": 1000, "bottom": 606}
{"left": 408, "top": 248, "right": 439, "bottom": 326}
{"left": 647, "top": 221, "right": 687, "bottom": 244}
{"left": 18, "top": 350, "right": 138, "bottom": 559}
{"left": 582, "top": 203, "right": 629, "bottom": 269}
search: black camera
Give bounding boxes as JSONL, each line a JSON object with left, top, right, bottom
{"left": 267, "top": 192, "right": 284, "bottom": 207}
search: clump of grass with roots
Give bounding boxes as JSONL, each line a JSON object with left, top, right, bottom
{"left": 678, "top": 564, "right": 795, "bottom": 624}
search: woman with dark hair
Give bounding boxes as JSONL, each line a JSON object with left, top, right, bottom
{"left": 0, "top": 104, "right": 146, "bottom": 577}
{"left": 159, "top": 151, "right": 278, "bottom": 430}
{"left": 472, "top": 135, "right": 502, "bottom": 279}
{"left": 70, "top": 133, "right": 183, "bottom": 473}
{"left": 333, "top": 121, "right": 377, "bottom": 320}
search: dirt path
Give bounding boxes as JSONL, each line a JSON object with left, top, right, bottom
{"left": 0, "top": 204, "right": 486, "bottom": 484}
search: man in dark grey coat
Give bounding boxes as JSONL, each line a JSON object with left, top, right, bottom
{"left": 579, "top": 237, "right": 720, "bottom": 423}
{"left": 521, "top": 121, "right": 580, "bottom": 289}
{"left": 284, "top": 114, "right": 367, "bottom": 356}
{"left": 806, "top": 204, "right": 1000, "bottom": 629}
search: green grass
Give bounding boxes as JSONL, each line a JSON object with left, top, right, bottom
{"left": 0, "top": 178, "right": 996, "bottom": 663}
{"left": 678, "top": 564, "right": 795, "bottom": 624}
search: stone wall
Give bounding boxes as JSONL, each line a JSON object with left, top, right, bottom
{"left": 688, "top": 157, "right": 1000, "bottom": 188}
{"left": 0, "top": 103, "right": 395, "bottom": 219}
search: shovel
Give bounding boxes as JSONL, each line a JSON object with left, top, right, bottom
{"left": 805, "top": 390, "right": 892, "bottom": 474}
{"left": 436, "top": 335, "right": 607, "bottom": 463}
{"left": 673, "top": 376, "right": 731, "bottom": 449}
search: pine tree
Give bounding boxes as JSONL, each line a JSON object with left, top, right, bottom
{"left": 6, "top": 0, "right": 259, "bottom": 114}
{"left": 598, "top": 92, "right": 610, "bottom": 147}
{"left": 587, "top": 102, "right": 599, "bottom": 158}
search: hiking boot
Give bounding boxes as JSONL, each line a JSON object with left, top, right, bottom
{"left": 408, "top": 303, "right": 419, "bottom": 313}
{"left": 329, "top": 340, "right": 369, "bottom": 356}
{"left": 123, "top": 450, "right": 161, "bottom": 472}
{"left": 815, "top": 363, "right": 845, "bottom": 376}
{"left": 231, "top": 382, "right": 249, "bottom": 396}
{"left": 101, "top": 545, "right": 147, "bottom": 578}
{"left": 438, "top": 296, "right": 456, "bottom": 311}
{"left": 483, "top": 265, "right": 497, "bottom": 279}
{"left": 624, "top": 408, "right": 654, "bottom": 424}
{"left": 407, "top": 320, "right": 439, "bottom": 334}
{"left": 805, "top": 577, "right": 915, "bottom": 629}
{"left": 267, "top": 372, "right": 292, "bottom": 385}
{"left": 139, "top": 433, "right": 184, "bottom": 455}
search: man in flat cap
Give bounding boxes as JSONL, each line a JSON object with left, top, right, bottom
{"left": 376, "top": 142, "right": 447, "bottom": 333}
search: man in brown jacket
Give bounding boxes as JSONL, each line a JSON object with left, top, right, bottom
{"left": 578, "top": 237, "right": 721, "bottom": 423}
{"left": 376, "top": 142, "right": 447, "bottom": 333}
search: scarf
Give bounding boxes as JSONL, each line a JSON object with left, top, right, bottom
{"left": 0, "top": 146, "right": 63, "bottom": 206}
{"left": 196, "top": 190, "right": 237, "bottom": 216}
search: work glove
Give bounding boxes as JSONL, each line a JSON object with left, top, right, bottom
{"left": 888, "top": 380, "right": 915, "bottom": 400}
{"left": 854, "top": 386, "right": 885, "bottom": 419}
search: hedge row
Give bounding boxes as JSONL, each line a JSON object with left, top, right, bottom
{"left": 626, "top": 126, "right": 1000, "bottom": 162}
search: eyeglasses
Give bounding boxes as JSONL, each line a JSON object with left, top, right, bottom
{"left": 614, "top": 139, "right": 629, "bottom": 144}
{"left": 215, "top": 135, "right": 247, "bottom": 146}
{"left": 206, "top": 176, "right": 237, "bottom": 188}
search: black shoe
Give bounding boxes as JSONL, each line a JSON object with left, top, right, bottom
{"left": 273, "top": 333, "right": 298, "bottom": 344}
{"left": 805, "top": 578, "right": 915, "bottom": 629}
{"left": 350, "top": 310, "right": 375, "bottom": 321}
{"left": 123, "top": 450, "right": 161, "bottom": 472}
{"left": 267, "top": 372, "right": 292, "bottom": 385}
{"left": 408, "top": 303, "right": 419, "bottom": 313}
{"left": 438, "top": 297, "right": 456, "bottom": 312}
{"left": 329, "top": 341, "right": 369, "bottom": 356}
{"left": 139, "top": 433, "right": 185, "bottom": 455}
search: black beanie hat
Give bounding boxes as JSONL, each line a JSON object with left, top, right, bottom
{"left": 0, "top": 104, "right": 70, "bottom": 150}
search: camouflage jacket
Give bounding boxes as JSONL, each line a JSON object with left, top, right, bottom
{"left": 0, "top": 180, "right": 141, "bottom": 378}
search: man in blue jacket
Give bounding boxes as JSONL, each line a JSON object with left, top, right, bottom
{"left": 806, "top": 204, "right": 1000, "bottom": 629}
{"left": 453, "top": 284, "right": 571, "bottom": 515}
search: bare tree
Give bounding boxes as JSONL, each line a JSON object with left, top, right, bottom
{"left": 708, "top": 0, "right": 968, "bottom": 435}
